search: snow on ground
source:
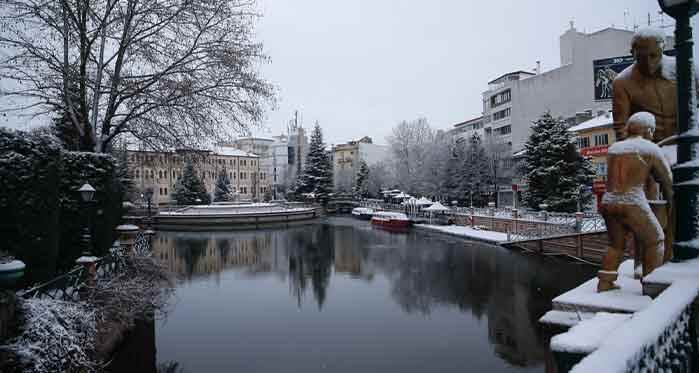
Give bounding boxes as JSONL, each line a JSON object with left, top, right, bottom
{"left": 551, "top": 312, "right": 630, "bottom": 354}
{"left": 415, "top": 224, "right": 508, "bottom": 244}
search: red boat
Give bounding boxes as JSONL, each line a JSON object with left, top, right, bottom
{"left": 371, "top": 212, "right": 411, "bottom": 230}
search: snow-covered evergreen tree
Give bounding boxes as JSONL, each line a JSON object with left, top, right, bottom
{"left": 461, "top": 133, "right": 491, "bottom": 206}
{"left": 522, "top": 112, "right": 595, "bottom": 212}
{"left": 173, "top": 160, "right": 211, "bottom": 205}
{"left": 295, "top": 122, "right": 333, "bottom": 202}
{"left": 214, "top": 170, "right": 233, "bottom": 202}
{"left": 354, "top": 160, "right": 370, "bottom": 198}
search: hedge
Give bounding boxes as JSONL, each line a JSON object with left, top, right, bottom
{"left": 0, "top": 128, "right": 124, "bottom": 282}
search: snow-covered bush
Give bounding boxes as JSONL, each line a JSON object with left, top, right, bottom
{"left": 1, "top": 298, "right": 99, "bottom": 373}
{"left": 0, "top": 128, "right": 125, "bottom": 280}
{"left": 0, "top": 128, "right": 62, "bottom": 280}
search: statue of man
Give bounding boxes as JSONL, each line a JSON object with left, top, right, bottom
{"left": 612, "top": 28, "right": 676, "bottom": 143}
{"left": 597, "top": 112, "right": 673, "bottom": 292}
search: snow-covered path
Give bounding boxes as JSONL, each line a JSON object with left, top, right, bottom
{"left": 414, "top": 224, "right": 508, "bottom": 244}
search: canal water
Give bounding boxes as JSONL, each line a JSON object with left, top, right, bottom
{"left": 116, "top": 217, "right": 595, "bottom": 373}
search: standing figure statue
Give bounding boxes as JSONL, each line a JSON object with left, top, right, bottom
{"left": 597, "top": 112, "right": 673, "bottom": 292}
{"left": 611, "top": 27, "right": 696, "bottom": 265}
{"left": 612, "top": 28, "right": 676, "bottom": 143}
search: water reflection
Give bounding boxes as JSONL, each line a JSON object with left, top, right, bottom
{"left": 150, "top": 218, "right": 594, "bottom": 372}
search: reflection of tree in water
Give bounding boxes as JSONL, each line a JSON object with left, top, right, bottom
{"left": 367, "top": 231, "right": 594, "bottom": 367}
{"left": 176, "top": 236, "right": 209, "bottom": 280}
{"left": 287, "top": 225, "right": 335, "bottom": 309}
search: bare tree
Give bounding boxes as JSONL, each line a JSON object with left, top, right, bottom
{"left": 0, "top": 0, "right": 274, "bottom": 152}
{"left": 386, "top": 118, "right": 434, "bottom": 193}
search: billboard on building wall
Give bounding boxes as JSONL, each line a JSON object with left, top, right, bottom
{"left": 593, "top": 55, "right": 634, "bottom": 101}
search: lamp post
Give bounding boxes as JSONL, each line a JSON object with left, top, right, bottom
{"left": 77, "top": 183, "right": 96, "bottom": 255}
{"left": 658, "top": 0, "right": 699, "bottom": 260}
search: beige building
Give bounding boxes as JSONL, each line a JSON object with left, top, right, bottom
{"left": 332, "top": 136, "right": 389, "bottom": 192}
{"left": 568, "top": 111, "right": 616, "bottom": 183}
{"left": 127, "top": 146, "right": 271, "bottom": 205}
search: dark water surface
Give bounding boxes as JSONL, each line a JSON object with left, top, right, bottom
{"left": 120, "top": 217, "right": 595, "bottom": 373}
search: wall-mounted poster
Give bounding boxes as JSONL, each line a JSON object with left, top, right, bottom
{"left": 593, "top": 55, "right": 634, "bottom": 101}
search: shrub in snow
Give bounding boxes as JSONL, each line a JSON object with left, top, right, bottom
{"left": 1, "top": 298, "right": 99, "bottom": 373}
{"left": 522, "top": 112, "right": 595, "bottom": 212}
{"left": 0, "top": 128, "right": 62, "bottom": 281}
{"left": 172, "top": 160, "right": 211, "bottom": 205}
{"left": 0, "top": 129, "right": 126, "bottom": 279}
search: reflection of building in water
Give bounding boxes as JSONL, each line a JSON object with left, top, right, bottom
{"left": 332, "top": 226, "right": 374, "bottom": 280}
{"left": 153, "top": 232, "right": 276, "bottom": 279}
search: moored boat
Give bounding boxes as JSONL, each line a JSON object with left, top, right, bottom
{"left": 370, "top": 211, "right": 410, "bottom": 229}
{"left": 351, "top": 207, "right": 374, "bottom": 220}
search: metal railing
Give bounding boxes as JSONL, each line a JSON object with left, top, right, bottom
{"left": 359, "top": 200, "right": 607, "bottom": 242}
{"left": 18, "top": 232, "right": 152, "bottom": 301}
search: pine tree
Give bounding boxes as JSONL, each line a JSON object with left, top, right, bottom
{"left": 214, "top": 170, "right": 233, "bottom": 202}
{"left": 461, "top": 133, "right": 491, "bottom": 206}
{"left": 173, "top": 160, "right": 211, "bottom": 205}
{"left": 353, "top": 160, "right": 370, "bottom": 198}
{"left": 522, "top": 112, "right": 595, "bottom": 212}
{"left": 295, "top": 122, "right": 333, "bottom": 203}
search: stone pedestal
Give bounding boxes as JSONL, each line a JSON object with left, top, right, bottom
{"left": 115, "top": 224, "right": 140, "bottom": 255}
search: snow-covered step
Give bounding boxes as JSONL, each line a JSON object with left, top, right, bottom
{"left": 549, "top": 312, "right": 632, "bottom": 372}
{"left": 550, "top": 312, "right": 631, "bottom": 354}
{"left": 643, "top": 257, "right": 699, "bottom": 297}
{"left": 552, "top": 261, "right": 652, "bottom": 314}
{"left": 539, "top": 310, "right": 594, "bottom": 328}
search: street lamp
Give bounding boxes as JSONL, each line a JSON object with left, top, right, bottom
{"left": 658, "top": 0, "right": 699, "bottom": 260}
{"left": 78, "top": 183, "right": 96, "bottom": 255}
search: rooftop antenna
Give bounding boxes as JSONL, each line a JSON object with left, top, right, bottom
{"left": 648, "top": 12, "right": 652, "bottom": 26}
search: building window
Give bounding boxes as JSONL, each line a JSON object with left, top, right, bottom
{"left": 150, "top": 170, "right": 154, "bottom": 178}
{"left": 493, "top": 107, "right": 511, "bottom": 121}
{"left": 495, "top": 125, "right": 511, "bottom": 135}
{"left": 577, "top": 136, "right": 591, "bottom": 149}
{"left": 490, "top": 89, "right": 511, "bottom": 108}
{"left": 596, "top": 162, "right": 607, "bottom": 176}
{"left": 135, "top": 169, "right": 140, "bottom": 178}
{"left": 164, "top": 187, "right": 168, "bottom": 195}
{"left": 594, "top": 133, "right": 609, "bottom": 146}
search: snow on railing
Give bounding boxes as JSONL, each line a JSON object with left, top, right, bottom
{"left": 570, "top": 279, "right": 699, "bottom": 373}
{"left": 19, "top": 232, "right": 153, "bottom": 301}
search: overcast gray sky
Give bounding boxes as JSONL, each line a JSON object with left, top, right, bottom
{"left": 254, "top": 0, "right": 699, "bottom": 145}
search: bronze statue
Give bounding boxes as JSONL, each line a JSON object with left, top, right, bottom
{"left": 597, "top": 112, "right": 673, "bottom": 292}
{"left": 612, "top": 29, "right": 676, "bottom": 143}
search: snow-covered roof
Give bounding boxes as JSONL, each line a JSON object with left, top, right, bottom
{"left": 423, "top": 202, "right": 450, "bottom": 211}
{"left": 234, "top": 136, "right": 275, "bottom": 142}
{"left": 416, "top": 197, "right": 433, "bottom": 205}
{"left": 211, "top": 146, "right": 258, "bottom": 158}
{"left": 568, "top": 111, "right": 613, "bottom": 133}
